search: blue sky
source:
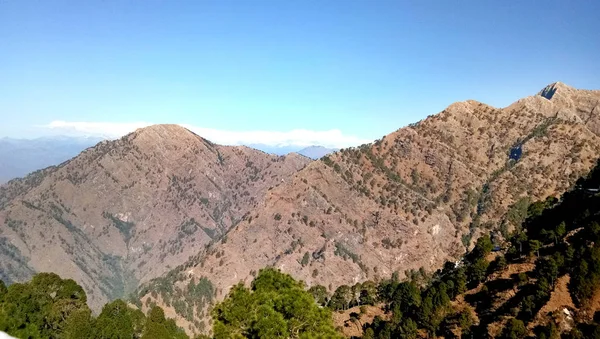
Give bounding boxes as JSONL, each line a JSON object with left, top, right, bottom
{"left": 1, "top": 0, "right": 599, "bottom": 148}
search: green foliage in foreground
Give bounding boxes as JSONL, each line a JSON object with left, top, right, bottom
{"left": 212, "top": 268, "right": 342, "bottom": 339}
{"left": 0, "top": 272, "right": 188, "bottom": 339}
{"left": 0, "top": 269, "right": 341, "bottom": 339}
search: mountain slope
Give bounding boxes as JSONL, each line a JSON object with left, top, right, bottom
{"left": 355, "top": 158, "right": 600, "bottom": 338}
{"left": 0, "top": 124, "right": 311, "bottom": 309}
{"left": 139, "top": 83, "right": 600, "bottom": 334}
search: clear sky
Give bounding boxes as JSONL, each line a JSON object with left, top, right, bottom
{"left": 1, "top": 0, "right": 599, "bottom": 148}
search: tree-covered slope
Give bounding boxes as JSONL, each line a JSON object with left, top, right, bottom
{"left": 324, "top": 158, "right": 600, "bottom": 338}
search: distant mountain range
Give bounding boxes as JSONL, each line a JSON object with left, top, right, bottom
{"left": 0, "top": 136, "right": 101, "bottom": 184}
{"left": 247, "top": 144, "right": 337, "bottom": 158}
{"left": 297, "top": 146, "right": 338, "bottom": 159}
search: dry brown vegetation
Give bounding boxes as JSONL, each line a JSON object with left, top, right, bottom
{"left": 2, "top": 82, "right": 600, "bottom": 336}
{"left": 0, "top": 124, "right": 310, "bottom": 309}
{"left": 332, "top": 305, "right": 388, "bottom": 338}
{"left": 147, "top": 82, "right": 600, "bottom": 334}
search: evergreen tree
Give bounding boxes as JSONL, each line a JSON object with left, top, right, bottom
{"left": 307, "top": 285, "right": 329, "bottom": 306}
{"left": 329, "top": 285, "right": 352, "bottom": 310}
{"left": 0, "top": 273, "right": 184, "bottom": 339}
{"left": 0, "top": 273, "right": 90, "bottom": 339}
{"left": 141, "top": 306, "right": 188, "bottom": 339}
{"left": 390, "top": 282, "right": 421, "bottom": 314}
{"left": 359, "top": 281, "right": 378, "bottom": 306}
{"left": 467, "top": 258, "right": 489, "bottom": 285}
{"left": 500, "top": 318, "right": 526, "bottom": 339}
{"left": 213, "top": 268, "right": 342, "bottom": 338}
{"left": 94, "top": 300, "right": 136, "bottom": 339}
{"left": 528, "top": 240, "right": 542, "bottom": 257}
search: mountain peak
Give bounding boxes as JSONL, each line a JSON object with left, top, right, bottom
{"left": 443, "top": 99, "right": 489, "bottom": 115}
{"left": 132, "top": 124, "right": 191, "bottom": 137}
{"left": 538, "top": 81, "right": 575, "bottom": 100}
{"left": 128, "top": 124, "right": 206, "bottom": 147}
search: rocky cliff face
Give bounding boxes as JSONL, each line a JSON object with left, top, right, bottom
{"left": 137, "top": 83, "right": 600, "bottom": 334}
{"left": 0, "top": 124, "right": 311, "bottom": 309}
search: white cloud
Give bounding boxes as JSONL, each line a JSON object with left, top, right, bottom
{"left": 43, "top": 121, "right": 372, "bottom": 149}
{"left": 45, "top": 121, "right": 152, "bottom": 139}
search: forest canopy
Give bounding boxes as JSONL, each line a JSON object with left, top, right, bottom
{"left": 0, "top": 272, "right": 187, "bottom": 339}
{"left": 212, "top": 268, "right": 342, "bottom": 339}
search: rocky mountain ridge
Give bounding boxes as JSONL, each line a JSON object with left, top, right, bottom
{"left": 136, "top": 83, "right": 600, "bottom": 334}
{"left": 0, "top": 124, "right": 311, "bottom": 309}
{"left": 1, "top": 82, "right": 599, "bottom": 336}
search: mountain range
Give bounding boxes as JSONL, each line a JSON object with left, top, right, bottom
{"left": 297, "top": 146, "right": 338, "bottom": 159}
{"left": 246, "top": 144, "right": 337, "bottom": 158}
{"left": 1, "top": 82, "right": 599, "bottom": 335}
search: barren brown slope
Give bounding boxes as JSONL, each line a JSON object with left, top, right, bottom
{"left": 139, "top": 83, "right": 600, "bottom": 334}
{"left": 0, "top": 124, "right": 311, "bottom": 309}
